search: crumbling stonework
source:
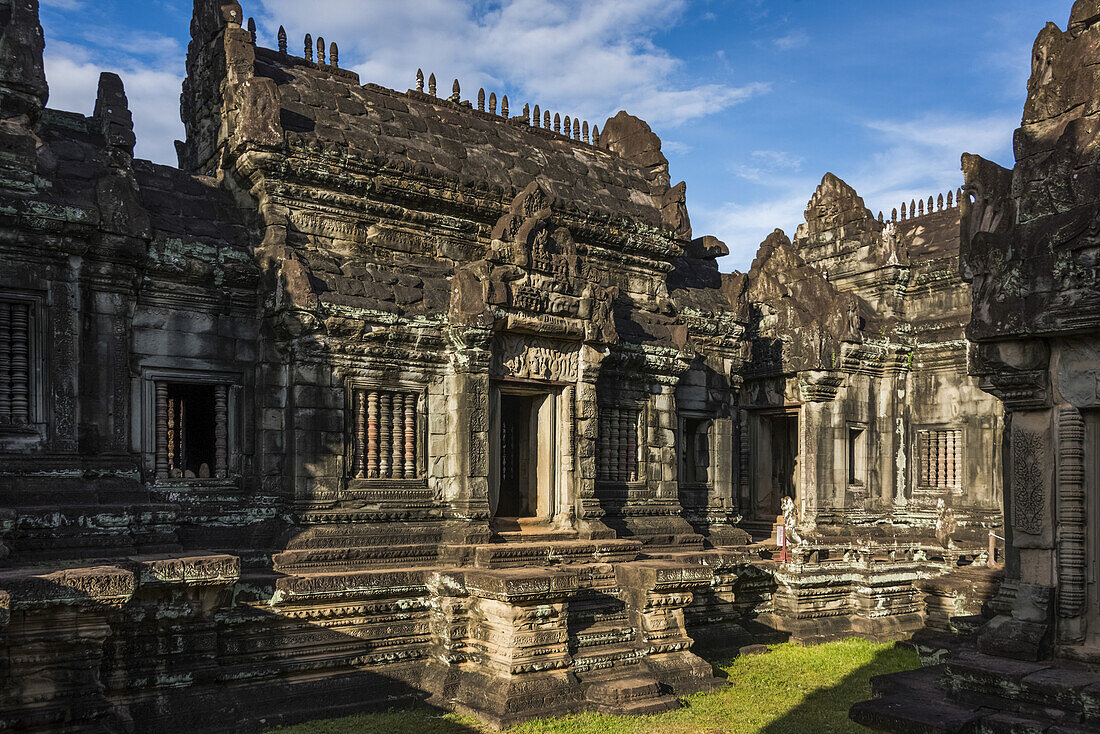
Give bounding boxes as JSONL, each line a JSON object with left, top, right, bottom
{"left": 0, "top": 0, "right": 1008, "bottom": 731}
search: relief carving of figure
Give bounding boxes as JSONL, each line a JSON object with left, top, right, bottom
{"left": 935, "top": 498, "right": 957, "bottom": 549}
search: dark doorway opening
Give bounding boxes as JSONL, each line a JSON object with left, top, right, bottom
{"left": 769, "top": 415, "right": 798, "bottom": 514}
{"left": 497, "top": 394, "right": 538, "bottom": 518}
{"left": 166, "top": 383, "right": 217, "bottom": 478}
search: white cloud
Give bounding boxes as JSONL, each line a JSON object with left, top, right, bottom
{"left": 773, "top": 30, "right": 808, "bottom": 51}
{"left": 257, "top": 0, "right": 767, "bottom": 128}
{"left": 695, "top": 114, "right": 1018, "bottom": 273}
{"left": 693, "top": 189, "right": 811, "bottom": 272}
{"left": 43, "top": 50, "right": 183, "bottom": 165}
{"left": 854, "top": 114, "right": 1017, "bottom": 217}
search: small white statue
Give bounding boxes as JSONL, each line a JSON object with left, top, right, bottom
{"left": 781, "top": 496, "right": 802, "bottom": 547}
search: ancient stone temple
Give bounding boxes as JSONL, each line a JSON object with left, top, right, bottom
{"left": 852, "top": 2, "right": 1100, "bottom": 731}
{"left": 735, "top": 175, "right": 1005, "bottom": 641}
{"left": 0, "top": 0, "right": 1008, "bottom": 731}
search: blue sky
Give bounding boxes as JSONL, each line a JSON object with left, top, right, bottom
{"left": 37, "top": 0, "right": 1069, "bottom": 271}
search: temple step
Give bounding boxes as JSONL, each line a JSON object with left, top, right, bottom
{"left": 271, "top": 543, "right": 443, "bottom": 573}
{"left": 495, "top": 529, "right": 579, "bottom": 543}
{"left": 6, "top": 504, "right": 181, "bottom": 562}
{"left": 849, "top": 692, "right": 984, "bottom": 733}
{"left": 471, "top": 539, "right": 641, "bottom": 568}
{"left": 585, "top": 677, "right": 680, "bottom": 716}
{"left": 738, "top": 515, "right": 783, "bottom": 544}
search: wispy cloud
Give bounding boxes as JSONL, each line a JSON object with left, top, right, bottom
{"left": 257, "top": 0, "right": 769, "bottom": 128}
{"left": 773, "top": 29, "right": 808, "bottom": 51}
{"left": 41, "top": 0, "right": 83, "bottom": 9}
{"left": 695, "top": 114, "right": 1018, "bottom": 272}
{"left": 854, "top": 114, "right": 1017, "bottom": 216}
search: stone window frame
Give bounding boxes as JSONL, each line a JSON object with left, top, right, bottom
{"left": 914, "top": 424, "right": 964, "bottom": 493}
{"left": 344, "top": 377, "right": 428, "bottom": 486}
{"left": 139, "top": 367, "right": 242, "bottom": 484}
{"left": 846, "top": 421, "right": 869, "bottom": 489}
{"left": 596, "top": 400, "right": 646, "bottom": 485}
{"left": 678, "top": 411, "right": 716, "bottom": 489}
{"left": 0, "top": 291, "right": 45, "bottom": 434}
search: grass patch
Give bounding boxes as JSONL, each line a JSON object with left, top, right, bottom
{"left": 269, "top": 637, "right": 918, "bottom": 734}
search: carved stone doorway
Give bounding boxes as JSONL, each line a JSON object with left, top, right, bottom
{"left": 750, "top": 411, "right": 800, "bottom": 519}
{"left": 488, "top": 383, "right": 561, "bottom": 533}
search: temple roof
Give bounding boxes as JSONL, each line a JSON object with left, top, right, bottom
{"left": 252, "top": 48, "right": 667, "bottom": 228}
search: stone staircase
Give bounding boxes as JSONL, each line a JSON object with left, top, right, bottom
{"left": 739, "top": 515, "right": 783, "bottom": 545}
{"left": 585, "top": 676, "right": 679, "bottom": 715}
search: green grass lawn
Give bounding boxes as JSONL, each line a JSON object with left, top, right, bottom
{"left": 269, "top": 638, "right": 917, "bottom": 734}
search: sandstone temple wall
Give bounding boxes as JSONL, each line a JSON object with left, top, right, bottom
{"left": 0, "top": 0, "right": 1008, "bottom": 730}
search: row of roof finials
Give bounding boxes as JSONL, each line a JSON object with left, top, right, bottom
{"left": 414, "top": 69, "right": 600, "bottom": 145}
{"left": 882, "top": 189, "right": 964, "bottom": 224}
{"left": 253, "top": 19, "right": 602, "bottom": 146}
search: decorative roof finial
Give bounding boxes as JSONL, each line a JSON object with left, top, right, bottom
{"left": 247, "top": 17, "right": 256, "bottom": 44}
{"left": 522, "top": 103, "right": 529, "bottom": 124}
{"left": 937, "top": 193, "right": 944, "bottom": 211}
{"left": 544, "top": 110, "right": 550, "bottom": 129}
{"left": 533, "top": 104, "right": 540, "bottom": 127}
{"left": 501, "top": 95, "right": 508, "bottom": 117}
{"left": 592, "top": 124, "right": 599, "bottom": 145}
{"left": 877, "top": 211, "right": 883, "bottom": 222}
{"left": 947, "top": 190, "right": 954, "bottom": 208}
{"left": 582, "top": 120, "right": 589, "bottom": 143}
{"left": 554, "top": 113, "right": 560, "bottom": 133}
{"left": 317, "top": 37, "right": 325, "bottom": 64}
{"left": 428, "top": 73, "right": 437, "bottom": 96}
{"left": 573, "top": 118, "right": 580, "bottom": 140}
{"left": 416, "top": 69, "right": 424, "bottom": 92}
{"left": 278, "top": 25, "right": 287, "bottom": 54}
{"left": 489, "top": 92, "right": 497, "bottom": 115}
{"left": 910, "top": 199, "right": 916, "bottom": 218}
{"left": 478, "top": 88, "right": 485, "bottom": 111}
{"left": 330, "top": 42, "right": 339, "bottom": 67}
{"left": 305, "top": 33, "right": 313, "bottom": 61}
{"left": 563, "top": 115, "right": 570, "bottom": 136}
{"left": 918, "top": 198, "right": 924, "bottom": 216}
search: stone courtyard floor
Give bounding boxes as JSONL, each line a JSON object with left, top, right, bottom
{"left": 269, "top": 638, "right": 918, "bottom": 734}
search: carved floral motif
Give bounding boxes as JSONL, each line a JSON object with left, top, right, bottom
{"left": 1012, "top": 430, "right": 1046, "bottom": 536}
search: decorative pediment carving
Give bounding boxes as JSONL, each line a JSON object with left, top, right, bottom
{"left": 449, "top": 181, "right": 618, "bottom": 345}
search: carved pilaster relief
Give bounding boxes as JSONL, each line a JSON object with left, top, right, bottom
{"left": 1057, "top": 407, "right": 1086, "bottom": 618}
{"left": 1012, "top": 430, "right": 1046, "bottom": 536}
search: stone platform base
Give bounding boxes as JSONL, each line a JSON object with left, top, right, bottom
{"left": 851, "top": 637, "right": 1100, "bottom": 733}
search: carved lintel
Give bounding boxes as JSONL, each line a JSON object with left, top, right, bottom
{"left": 490, "top": 334, "right": 579, "bottom": 382}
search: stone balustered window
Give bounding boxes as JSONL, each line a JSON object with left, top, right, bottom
{"left": 0, "top": 300, "right": 33, "bottom": 428}
{"left": 155, "top": 382, "right": 231, "bottom": 480}
{"left": 917, "top": 428, "right": 962, "bottom": 490}
{"left": 351, "top": 388, "right": 421, "bottom": 480}
{"left": 597, "top": 405, "right": 640, "bottom": 483}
